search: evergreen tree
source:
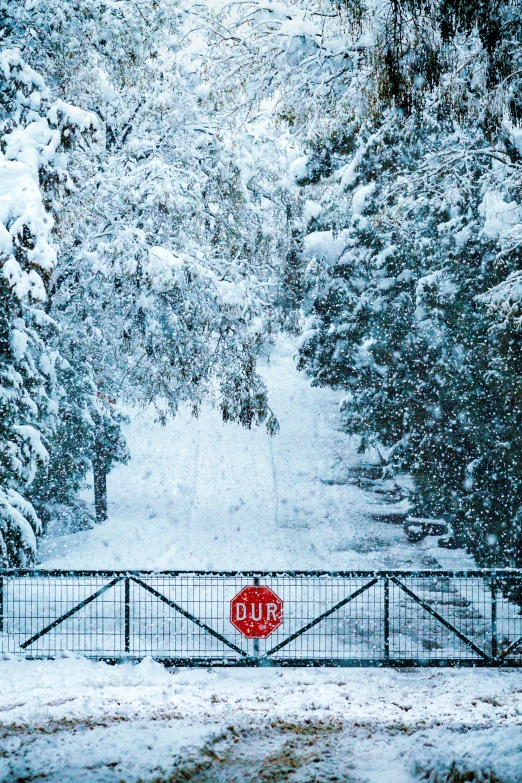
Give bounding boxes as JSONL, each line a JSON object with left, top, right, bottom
{"left": 295, "top": 0, "right": 522, "bottom": 565}
{"left": 0, "top": 48, "right": 96, "bottom": 562}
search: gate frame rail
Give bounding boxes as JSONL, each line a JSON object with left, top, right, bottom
{"left": 1, "top": 568, "right": 521, "bottom": 667}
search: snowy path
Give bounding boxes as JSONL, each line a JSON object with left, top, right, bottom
{"left": 39, "top": 338, "right": 468, "bottom": 570}
{"left": 39, "top": 338, "right": 470, "bottom": 570}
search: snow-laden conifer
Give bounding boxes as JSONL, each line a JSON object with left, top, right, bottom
{"left": 0, "top": 48, "right": 96, "bottom": 562}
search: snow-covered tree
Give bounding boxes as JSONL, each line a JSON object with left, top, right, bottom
{"left": 1, "top": 0, "right": 287, "bottom": 548}
{"left": 0, "top": 47, "right": 96, "bottom": 562}
{"left": 293, "top": 0, "right": 522, "bottom": 566}
{"left": 41, "top": 0, "right": 285, "bottom": 423}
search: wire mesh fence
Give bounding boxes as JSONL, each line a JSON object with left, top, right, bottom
{"left": 0, "top": 570, "right": 521, "bottom": 665}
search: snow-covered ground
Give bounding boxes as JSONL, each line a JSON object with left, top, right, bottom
{"left": 5, "top": 338, "right": 516, "bottom": 783}
{"left": 39, "top": 337, "right": 471, "bottom": 571}
{"left": 1, "top": 657, "right": 521, "bottom": 783}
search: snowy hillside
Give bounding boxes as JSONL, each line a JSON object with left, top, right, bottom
{"left": 39, "top": 339, "right": 470, "bottom": 571}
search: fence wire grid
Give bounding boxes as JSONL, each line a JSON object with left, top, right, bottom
{"left": 1, "top": 570, "right": 521, "bottom": 666}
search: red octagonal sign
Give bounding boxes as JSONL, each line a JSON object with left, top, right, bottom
{"left": 230, "top": 585, "right": 283, "bottom": 638}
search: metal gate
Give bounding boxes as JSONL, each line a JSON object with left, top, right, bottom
{"left": 1, "top": 569, "right": 522, "bottom": 666}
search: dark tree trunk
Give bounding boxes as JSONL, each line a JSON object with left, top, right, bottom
{"left": 93, "top": 443, "right": 108, "bottom": 523}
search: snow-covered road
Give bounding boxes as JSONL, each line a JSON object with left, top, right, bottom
{"left": 38, "top": 338, "right": 469, "bottom": 571}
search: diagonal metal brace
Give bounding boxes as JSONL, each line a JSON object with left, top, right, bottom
{"left": 131, "top": 577, "right": 248, "bottom": 658}
{"left": 497, "top": 634, "right": 522, "bottom": 660}
{"left": 264, "top": 578, "right": 379, "bottom": 658}
{"left": 390, "top": 576, "right": 491, "bottom": 662}
{"left": 21, "top": 577, "right": 122, "bottom": 649}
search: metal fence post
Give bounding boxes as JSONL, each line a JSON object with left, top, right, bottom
{"left": 253, "top": 576, "right": 260, "bottom": 659}
{"left": 383, "top": 576, "right": 390, "bottom": 660}
{"left": 491, "top": 577, "right": 497, "bottom": 659}
{"left": 124, "top": 577, "right": 130, "bottom": 654}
